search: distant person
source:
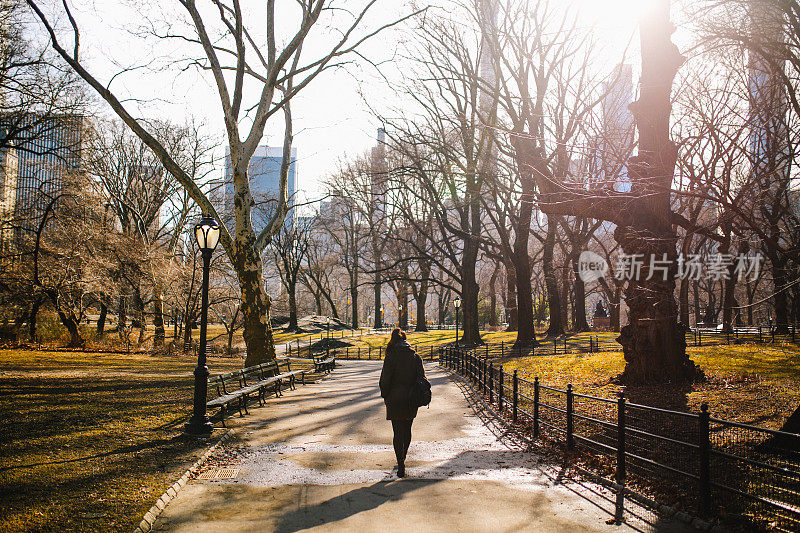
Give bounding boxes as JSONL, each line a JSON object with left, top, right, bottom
{"left": 379, "top": 328, "right": 425, "bottom": 478}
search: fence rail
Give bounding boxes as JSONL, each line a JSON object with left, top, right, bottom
{"left": 439, "top": 345, "right": 800, "bottom": 532}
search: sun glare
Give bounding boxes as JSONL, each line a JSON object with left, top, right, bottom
{"left": 578, "top": 0, "right": 660, "bottom": 28}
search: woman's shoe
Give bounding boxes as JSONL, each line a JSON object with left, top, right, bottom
{"left": 397, "top": 464, "right": 406, "bottom": 478}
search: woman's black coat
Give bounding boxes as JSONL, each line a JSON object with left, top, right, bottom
{"left": 379, "top": 341, "right": 425, "bottom": 421}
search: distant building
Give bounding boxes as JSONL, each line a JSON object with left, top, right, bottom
{"left": 222, "top": 146, "right": 297, "bottom": 233}
{"left": 583, "top": 65, "right": 634, "bottom": 191}
{"left": 0, "top": 113, "right": 90, "bottom": 236}
{"left": 0, "top": 144, "right": 18, "bottom": 251}
{"left": 747, "top": 5, "right": 789, "bottom": 182}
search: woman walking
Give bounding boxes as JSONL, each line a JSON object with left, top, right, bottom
{"left": 379, "top": 328, "right": 425, "bottom": 478}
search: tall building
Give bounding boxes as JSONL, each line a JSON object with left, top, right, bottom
{"left": 0, "top": 144, "right": 18, "bottom": 251}
{"left": 1, "top": 113, "right": 89, "bottom": 235}
{"left": 222, "top": 146, "right": 297, "bottom": 232}
{"left": 599, "top": 64, "right": 634, "bottom": 192}
{"left": 747, "top": 4, "right": 789, "bottom": 181}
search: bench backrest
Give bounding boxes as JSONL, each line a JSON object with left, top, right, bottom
{"left": 208, "top": 370, "right": 242, "bottom": 396}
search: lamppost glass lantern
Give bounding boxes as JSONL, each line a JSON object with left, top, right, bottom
{"left": 194, "top": 216, "right": 220, "bottom": 251}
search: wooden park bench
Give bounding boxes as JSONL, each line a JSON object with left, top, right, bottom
{"left": 313, "top": 354, "right": 336, "bottom": 373}
{"left": 207, "top": 371, "right": 248, "bottom": 426}
{"left": 206, "top": 359, "right": 310, "bottom": 426}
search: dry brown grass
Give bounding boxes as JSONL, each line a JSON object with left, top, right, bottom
{"left": 0, "top": 349, "right": 244, "bottom": 532}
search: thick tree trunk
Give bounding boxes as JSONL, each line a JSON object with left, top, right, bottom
{"left": 614, "top": 1, "right": 701, "bottom": 383}
{"left": 238, "top": 244, "right": 276, "bottom": 367}
{"left": 461, "top": 236, "right": 481, "bottom": 345}
{"left": 679, "top": 277, "right": 690, "bottom": 328}
{"left": 543, "top": 219, "right": 564, "bottom": 337}
{"left": 512, "top": 252, "right": 538, "bottom": 348}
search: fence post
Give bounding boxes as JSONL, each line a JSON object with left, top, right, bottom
{"left": 793, "top": 324, "right": 796, "bottom": 343}
{"left": 566, "top": 384, "right": 574, "bottom": 450}
{"left": 346, "top": 347, "right": 349, "bottom": 358}
{"left": 512, "top": 370, "right": 518, "bottom": 422}
{"left": 489, "top": 364, "right": 494, "bottom": 403}
{"left": 553, "top": 339, "right": 557, "bottom": 354}
{"left": 698, "top": 329, "right": 702, "bottom": 346}
{"left": 564, "top": 337, "right": 568, "bottom": 353}
{"left": 486, "top": 344, "right": 489, "bottom": 358}
{"left": 772, "top": 327, "right": 775, "bottom": 343}
{"left": 501, "top": 341, "right": 504, "bottom": 357}
{"left": 590, "top": 336, "right": 593, "bottom": 353}
{"left": 358, "top": 346, "right": 361, "bottom": 359}
{"left": 699, "top": 403, "right": 711, "bottom": 517}
{"left": 615, "top": 392, "right": 626, "bottom": 523}
{"left": 498, "top": 365, "right": 504, "bottom": 411}
{"left": 758, "top": 326, "right": 762, "bottom": 344}
{"left": 533, "top": 377, "right": 540, "bottom": 437}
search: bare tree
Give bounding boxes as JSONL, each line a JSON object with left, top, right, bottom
{"left": 26, "top": 0, "right": 419, "bottom": 365}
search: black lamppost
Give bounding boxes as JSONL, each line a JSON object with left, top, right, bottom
{"left": 454, "top": 296, "right": 461, "bottom": 346}
{"left": 185, "top": 215, "right": 220, "bottom": 437}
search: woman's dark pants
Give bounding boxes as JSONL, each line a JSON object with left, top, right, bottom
{"left": 391, "top": 419, "right": 413, "bottom": 467}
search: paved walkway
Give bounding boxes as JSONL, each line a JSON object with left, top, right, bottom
{"left": 153, "top": 361, "right": 697, "bottom": 532}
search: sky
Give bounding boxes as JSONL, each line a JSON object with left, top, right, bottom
{"left": 31, "top": 0, "right": 659, "bottom": 210}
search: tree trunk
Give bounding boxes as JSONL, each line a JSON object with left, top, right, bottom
{"left": 488, "top": 265, "right": 498, "bottom": 328}
{"left": 611, "top": 287, "right": 621, "bottom": 332}
{"left": 571, "top": 250, "right": 591, "bottom": 332}
{"left": 415, "top": 275, "right": 429, "bottom": 332}
{"left": 97, "top": 300, "right": 107, "bottom": 335}
{"left": 118, "top": 293, "right": 127, "bottom": 331}
{"left": 239, "top": 248, "right": 276, "bottom": 367}
{"left": 512, "top": 252, "right": 538, "bottom": 348}
{"left": 505, "top": 264, "right": 518, "bottom": 331}
{"left": 29, "top": 297, "right": 42, "bottom": 342}
{"left": 614, "top": 0, "right": 700, "bottom": 383}
{"left": 373, "top": 271, "right": 383, "bottom": 328}
{"left": 287, "top": 279, "right": 298, "bottom": 331}
{"left": 153, "top": 289, "right": 165, "bottom": 347}
{"left": 461, "top": 236, "right": 481, "bottom": 345}
{"left": 679, "top": 277, "right": 690, "bottom": 328}
{"left": 543, "top": 218, "right": 564, "bottom": 337}
{"left": 399, "top": 283, "right": 409, "bottom": 330}
{"left": 350, "top": 285, "right": 359, "bottom": 329}
{"left": 770, "top": 254, "right": 790, "bottom": 333}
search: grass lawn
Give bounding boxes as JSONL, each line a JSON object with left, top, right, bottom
{"left": 0, "top": 349, "right": 245, "bottom": 532}
{"left": 502, "top": 343, "right": 800, "bottom": 428}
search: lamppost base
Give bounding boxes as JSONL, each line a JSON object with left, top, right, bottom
{"left": 184, "top": 417, "right": 214, "bottom": 437}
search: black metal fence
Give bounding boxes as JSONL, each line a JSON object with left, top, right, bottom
{"left": 439, "top": 346, "right": 800, "bottom": 532}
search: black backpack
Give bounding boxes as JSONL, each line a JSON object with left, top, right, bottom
{"left": 409, "top": 360, "right": 432, "bottom": 409}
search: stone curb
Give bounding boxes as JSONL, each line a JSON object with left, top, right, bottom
{"left": 132, "top": 429, "right": 235, "bottom": 533}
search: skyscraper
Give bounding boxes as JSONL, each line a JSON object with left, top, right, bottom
{"left": 1, "top": 113, "right": 89, "bottom": 234}
{"left": 222, "top": 146, "right": 297, "bottom": 233}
